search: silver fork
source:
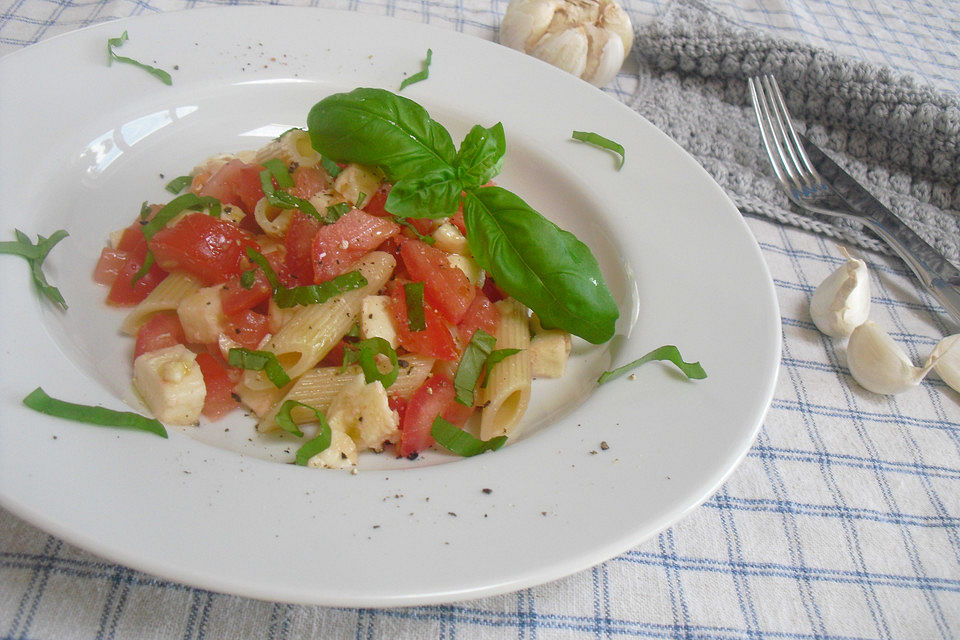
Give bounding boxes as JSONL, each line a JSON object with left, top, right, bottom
{"left": 749, "top": 74, "right": 960, "bottom": 327}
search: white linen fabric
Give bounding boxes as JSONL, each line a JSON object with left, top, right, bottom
{"left": 1, "top": 1, "right": 958, "bottom": 638}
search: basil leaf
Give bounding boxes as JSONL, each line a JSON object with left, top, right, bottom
{"left": 404, "top": 282, "right": 426, "bottom": 331}
{"left": 392, "top": 216, "right": 435, "bottom": 244}
{"left": 273, "top": 271, "right": 367, "bottom": 309}
{"left": 164, "top": 175, "right": 192, "bottom": 194}
{"left": 227, "top": 348, "right": 291, "bottom": 388}
{"left": 385, "top": 170, "right": 463, "bottom": 218}
{"left": 572, "top": 131, "right": 625, "bottom": 170}
{"left": 325, "top": 202, "right": 352, "bottom": 223}
{"left": 597, "top": 345, "right": 707, "bottom": 385}
{"left": 239, "top": 269, "right": 257, "bottom": 289}
{"left": 107, "top": 31, "right": 172, "bottom": 86}
{"left": 141, "top": 193, "right": 203, "bottom": 239}
{"left": 307, "top": 87, "right": 457, "bottom": 184}
{"left": 23, "top": 387, "right": 167, "bottom": 438}
{"left": 342, "top": 337, "right": 400, "bottom": 388}
{"left": 275, "top": 399, "right": 326, "bottom": 438}
{"left": 453, "top": 329, "right": 496, "bottom": 406}
{"left": 399, "top": 48, "right": 433, "bottom": 91}
{"left": 481, "top": 348, "right": 522, "bottom": 387}
{"left": 321, "top": 156, "right": 342, "bottom": 178}
{"left": 130, "top": 250, "right": 156, "bottom": 285}
{"left": 262, "top": 158, "right": 294, "bottom": 189}
{"left": 2, "top": 229, "right": 69, "bottom": 310}
{"left": 295, "top": 427, "right": 333, "bottom": 466}
{"left": 463, "top": 186, "right": 618, "bottom": 344}
{"left": 455, "top": 122, "right": 506, "bottom": 189}
{"left": 430, "top": 416, "right": 507, "bottom": 457}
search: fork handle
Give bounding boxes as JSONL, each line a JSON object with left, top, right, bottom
{"left": 860, "top": 215, "right": 960, "bottom": 328}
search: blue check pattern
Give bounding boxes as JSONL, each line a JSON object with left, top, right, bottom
{"left": 2, "top": 1, "right": 959, "bottom": 638}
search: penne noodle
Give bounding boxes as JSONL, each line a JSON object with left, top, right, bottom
{"left": 120, "top": 272, "right": 203, "bottom": 335}
{"left": 479, "top": 298, "right": 532, "bottom": 440}
{"left": 253, "top": 129, "right": 321, "bottom": 167}
{"left": 253, "top": 197, "right": 293, "bottom": 238}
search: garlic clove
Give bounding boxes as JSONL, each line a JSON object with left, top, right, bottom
{"left": 499, "top": 0, "right": 633, "bottom": 87}
{"left": 531, "top": 28, "right": 589, "bottom": 77}
{"left": 847, "top": 321, "right": 938, "bottom": 395}
{"left": 810, "top": 246, "right": 871, "bottom": 338}
{"left": 931, "top": 334, "right": 960, "bottom": 393}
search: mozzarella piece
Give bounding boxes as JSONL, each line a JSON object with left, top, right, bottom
{"left": 432, "top": 222, "right": 469, "bottom": 254}
{"left": 446, "top": 253, "right": 483, "bottom": 285}
{"left": 326, "top": 374, "right": 399, "bottom": 451}
{"left": 177, "top": 286, "right": 226, "bottom": 343}
{"left": 360, "top": 295, "right": 398, "bottom": 349}
{"left": 133, "top": 344, "right": 206, "bottom": 425}
{"left": 307, "top": 430, "right": 359, "bottom": 470}
{"left": 529, "top": 330, "right": 572, "bottom": 378}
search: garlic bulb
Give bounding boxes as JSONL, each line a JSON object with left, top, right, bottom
{"left": 500, "top": 0, "right": 633, "bottom": 87}
{"left": 810, "top": 246, "right": 870, "bottom": 338}
{"left": 931, "top": 334, "right": 960, "bottom": 393}
{"left": 847, "top": 321, "right": 940, "bottom": 395}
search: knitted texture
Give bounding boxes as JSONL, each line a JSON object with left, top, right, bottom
{"left": 630, "top": 0, "right": 960, "bottom": 264}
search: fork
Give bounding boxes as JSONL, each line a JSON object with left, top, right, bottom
{"left": 749, "top": 74, "right": 960, "bottom": 327}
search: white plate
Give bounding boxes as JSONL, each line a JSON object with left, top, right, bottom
{"left": 0, "top": 7, "right": 780, "bottom": 606}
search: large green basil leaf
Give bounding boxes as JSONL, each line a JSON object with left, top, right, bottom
{"left": 385, "top": 170, "right": 464, "bottom": 218}
{"left": 455, "top": 123, "right": 505, "bottom": 189}
{"left": 463, "top": 186, "right": 618, "bottom": 344}
{"left": 307, "top": 87, "right": 457, "bottom": 182}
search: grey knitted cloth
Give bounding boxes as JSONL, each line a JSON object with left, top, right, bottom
{"left": 629, "top": 0, "right": 960, "bottom": 265}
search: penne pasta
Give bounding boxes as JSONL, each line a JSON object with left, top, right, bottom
{"left": 479, "top": 298, "right": 532, "bottom": 440}
{"left": 120, "top": 271, "right": 203, "bottom": 335}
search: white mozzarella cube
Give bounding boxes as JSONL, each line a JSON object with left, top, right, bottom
{"left": 432, "top": 222, "right": 469, "bottom": 254}
{"left": 177, "top": 286, "right": 226, "bottom": 344}
{"left": 326, "top": 374, "right": 399, "bottom": 451}
{"left": 307, "top": 430, "right": 359, "bottom": 470}
{"left": 133, "top": 344, "right": 206, "bottom": 425}
{"left": 529, "top": 330, "right": 572, "bottom": 378}
{"left": 446, "top": 253, "right": 483, "bottom": 285}
{"left": 360, "top": 295, "right": 398, "bottom": 349}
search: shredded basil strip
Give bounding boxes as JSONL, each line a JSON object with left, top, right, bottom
{"left": 404, "top": 282, "right": 426, "bottom": 331}
{"left": 392, "top": 216, "right": 435, "bottom": 244}
{"left": 571, "top": 131, "right": 625, "bottom": 170}
{"left": 262, "top": 158, "right": 294, "bottom": 189}
{"left": 275, "top": 399, "right": 329, "bottom": 438}
{"left": 597, "top": 345, "right": 707, "bottom": 385}
{"left": 239, "top": 269, "right": 256, "bottom": 289}
{"left": 164, "top": 175, "right": 192, "bottom": 194}
{"left": 23, "top": 387, "right": 167, "bottom": 438}
{"left": 1, "top": 229, "right": 69, "bottom": 310}
{"left": 430, "top": 416, "right": 507, "bottom": 457}
{"left": 481, "top": 348, "right": 523, "bottom": 388}
{"left": 326, "top": 202, "right": 352, "bottom": 223}
{"left": 139, "top": 201, "right": 152, "bottom": 219}
{"left": 131, "top": 251, "right": 156, "bottom": 286}
{"left": 321, "top": 156, "right": 342, "bottom": 178}
{"left": 399, "top": 48, "right": 432, "bottom": 91}
{"left": 259, "top": 164, "right": 322, "bottom": 221}
{"left": 453, "top": 329, "right": 497, "bottom": 406}
{"left": 342, "top": 337, "right": 400, "bottom": 388}
{"left": 294, "top": 428, "right": 333, "bottom": 466}
{"left": 107, "top": 31, "right": 172, "bottom": 85}
{"left": 141, "top": 193, "right": 220, "bottom": 240}
{"left": 245, "top": 248, "right": 366, "bottom": 308}
{"left": 227, "top": 348, "right": 291, "bottom": 388}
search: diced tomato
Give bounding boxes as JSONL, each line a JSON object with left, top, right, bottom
{"left": 318, "top": 340, "right": 347, "bottom": 367}
{"left": 457, "top": 289, "right": 499, "bottom": 343}
{"left": 363, "top": 184, "right": 391, "bottom": 217}
{"left": 196, "top": 159, "right": 266, "bottom": 216}
{"left": 397, "top": 374, "right": 455, "bottom": 457}
{"left": 93, "top": 248, "right": 128, "bottom": 286}
{"left": 389, "top": 282, "right": 459, "bottom": 361}
{"left": 289, "top": 166, "right": 329, "bottom": 200}
{"left": 399, "top": 237, "right": 475, "bottom": 324}
{"left": 442, "top": 396, "right": 475, "bottom": 427}
{"left": 115, "top": 223, "right": 149, "bottom": 254}
{"left": 388, "top": 396, "right": 408, "bottom": 422}
{"left": 405, "top": 217, "right": 435, "bottom": 237}
{"left": 220, "top": 271, "right": 272, "bottom": 316}
{"left": 224, "top": 309, "right": 270, "bottom": 349}
{"left": 482, "top": 276, "right": 507, "bottom": 303}
{"left": 195, "top": 352, "right": 241, "bottom": 420}
{"left": 133, "top": 312, "right": 186, "bottom": 360}
{"left": 312, "top": 209, "right": 400, "bottom": 283}
{"left": 106, "top": 253, "right": 167, "bottom": 306}
{"left": 284, "top": 211, "right": 321, "bottom": 286}
{"left": 148, "top": 212, "right": 259, "bottom": 285}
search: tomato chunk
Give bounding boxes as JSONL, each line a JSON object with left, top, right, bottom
{"left": 220, "top": 271, "right": 272, "bottom": 316}
{"left": 312, "top": 209, "right": 400, "bottom": 283}
{"left": 457, "top": 289, "right": 499, "bottom": 343}
{"left": 195, "top": 352, "right": 241, "bottom": 420}
{"left": 285, "top": 211, "right": 321, "bottom": 286}
{"left": 93, "top": 248, "right": 128, "bottom": 286}
{"left": 106, "top": 253, "right": 167, "bottom": 306}
{"left": 196, "top": 159, "right": 266, "bottom": 215}
{"left": 399, "top": 237, "right": 475, "bottom": 324}
{"left": 133, "top": 312, "right": 186, "bottom": 360}
{"left": 389, "top": 282, "right": 459, "bottom": 361}
{"left": 148, "top": 213, "right": 259, "bottom": 285}
{"left": 397, "top": 375, "right": 455, "bottom": 457}
{"left": 290, "top": 166, "right": 329, "bottom": 200}
{"left": 224, "top": 309, "right": 270, "bottom": 349}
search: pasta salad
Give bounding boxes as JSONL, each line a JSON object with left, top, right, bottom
{"left": 93, "top": 89, "right": 619, "bottom": 468}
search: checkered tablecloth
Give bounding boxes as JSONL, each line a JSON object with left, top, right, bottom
{"left": 2, "top": 1, "right": 959, "bottom": 638}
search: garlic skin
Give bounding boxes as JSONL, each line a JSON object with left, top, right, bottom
{"left": 931, "top": 334, "right": 960, "bottom": 393}
{"left": 500, "top": 0, "right": 634, "bottom": 87}
{"left": 810, "top": 247, "right": 870, "bottom": 338}
{"left": 847, "top": 322, "right": 938, "bottom": 395}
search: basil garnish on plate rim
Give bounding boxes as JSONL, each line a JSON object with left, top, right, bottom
{"left": 23, "top": 387, "right": 167, "bottom": 438}
{"left": 107, "top": 31, "right": 172, "bottom": 86}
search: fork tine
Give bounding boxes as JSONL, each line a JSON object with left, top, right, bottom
{"left": 757, "top": 75, "right": 810, "bottom": 194}
{"left": 748, "top": 77, "right": 793, "bottom": 190}
{"left": 762, "top": 75, "right": 826, "bottom": 193}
